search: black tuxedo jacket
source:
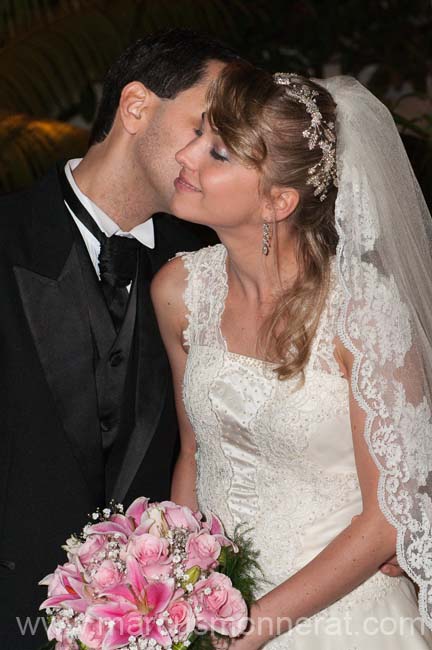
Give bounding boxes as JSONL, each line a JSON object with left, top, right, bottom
{"left": 0, "top": 167, "right": 209, "bottom": 649}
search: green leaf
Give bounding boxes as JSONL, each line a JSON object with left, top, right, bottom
{"left": 38, "top": 639, "right": 56, "bottom": 650}
{"left": 218, "top": 525, "right": 265, "bottom": 608}
{"left": 217, "top": 545, "right": 228, "bottom": 567}
{"left": 189, "top": 630, "right": 219, "bottom": 650}
{"left": 181, "top": 565, "right": 202, "bottom": 590}
{"left": 77, "top": 640, "right": 90, "bottom": 650}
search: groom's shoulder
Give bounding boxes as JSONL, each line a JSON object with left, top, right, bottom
{"left": 0, "top": 167, "right": 60, "bottom": 235}
{"left": 0, "top": 167, "right": 67, "bottom": 270}
{"left": 0, "top": 183, "right": 37, "bottom": 256}
{"left": 0, "top": 184, "right": 33, "bottom": 224}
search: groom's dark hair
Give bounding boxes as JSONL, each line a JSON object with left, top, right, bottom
{"left": 89, "top": 28, "right": 242, "bottom": 145}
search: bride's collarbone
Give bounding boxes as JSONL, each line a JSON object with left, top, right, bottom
{"left": 220, "top": 302, "right": 276, "bottom": 361}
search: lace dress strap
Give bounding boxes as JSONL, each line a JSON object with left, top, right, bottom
{"left": 176, "top": 244, "right": 228, "bottom": 349}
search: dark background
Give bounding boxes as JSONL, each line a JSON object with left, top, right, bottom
{"left": 1, "top": 0, "right": 431, "bottom": 206}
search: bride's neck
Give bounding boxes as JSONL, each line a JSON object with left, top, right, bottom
{"left": 218, "top": 224, "right": 298, "bottom": 303}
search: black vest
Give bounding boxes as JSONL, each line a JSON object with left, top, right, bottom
{"left": 73, "top": 223, "right": 136, "bottom": 456}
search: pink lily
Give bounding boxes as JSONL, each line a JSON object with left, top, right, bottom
{"left": 40, "top": 564, "right": 89, "bottom": 613}
{"left": 89, "top": 557, "right": 174, "bottom": 649}
{"left": 159, "top": 501, "right": 201, "bottom": 533}
{"left": 125, "top": 497, "right": 150, "bottom": 528}
{"left": 85, "top": 517, "right": 133, "bottom": 543}
{"left": 203, "top": 513, "right": 237, "bottom": 551}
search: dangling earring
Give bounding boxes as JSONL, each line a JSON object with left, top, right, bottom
{"left": 262, "top": 222, "right": 272, "bottom": 256}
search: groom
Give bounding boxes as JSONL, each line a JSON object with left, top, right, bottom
{"left": 0, "top": 29, "right": 239, "bottom": 649}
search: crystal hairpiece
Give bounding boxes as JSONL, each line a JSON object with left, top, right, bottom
{"left": 273, "top": 72, "right": 338, "bottom": 202}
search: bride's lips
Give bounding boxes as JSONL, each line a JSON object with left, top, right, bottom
{"left": 174, "top": 171, "right": 201, "bottom": 193}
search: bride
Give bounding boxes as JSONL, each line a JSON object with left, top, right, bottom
{"left": 151, "top": 62, "right": 432, "bottom": 648}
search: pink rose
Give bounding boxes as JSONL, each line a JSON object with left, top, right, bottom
{"left": 76, "top": 535, "right": 107, "bottom": 567}
{"left": 160, "top": 502, "right": 200, "bottom": 532}
{"left": 92, "top": 559, "right": 123, "bottom": 591}
{"left": 185, "top": 531, "right": 221, "bottom": 570}
{"left": 80, "top": 615, "right": 107, "bottom": 648}
{"left": 192, "top": 573, "right": 248, "bottom": 637}
{"left": 128, "top": 533, "right": 171, "bottom": 579}
{"left": 166, "top": 599, "right": 196, "bottom": 642}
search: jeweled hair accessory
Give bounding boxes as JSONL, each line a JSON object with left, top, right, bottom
{"left": 274, "top": 72, "right": 338, "bottom": 201}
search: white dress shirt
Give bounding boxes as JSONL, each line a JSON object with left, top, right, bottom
{"left": 64, "top": 159, "right": 155, "bottom": 289}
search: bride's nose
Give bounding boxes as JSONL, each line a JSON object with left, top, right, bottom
{"left": 175, "top": 140, "right": 198, "bottom": 170}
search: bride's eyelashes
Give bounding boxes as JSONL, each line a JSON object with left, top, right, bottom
{"left": 210, "top": 148, "right": 229, "bottom": 162}
{"left": 193, "top": 128, "right": 230, "bottom": 163}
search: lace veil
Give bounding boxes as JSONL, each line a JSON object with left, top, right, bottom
{"left": 317, "top": 75, "right": 432, "bottom": 628}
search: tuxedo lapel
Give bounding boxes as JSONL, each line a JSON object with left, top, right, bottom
{"left": 13, "top": 169, "right": 104, "bottom": 499}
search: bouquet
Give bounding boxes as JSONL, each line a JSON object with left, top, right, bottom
{"left": 39, "top": 498, "right": 260, "bottom": 650}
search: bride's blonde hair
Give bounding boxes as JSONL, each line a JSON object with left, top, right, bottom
{"left": 206, "top": 62, "right": 338, "bottom": 381}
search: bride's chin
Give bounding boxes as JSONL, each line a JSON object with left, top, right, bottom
{"left": 170, "top": 201, "right": 200, "bottom": 225}
{"left": 170, "top": 207, "right": 203, "bottom": 226}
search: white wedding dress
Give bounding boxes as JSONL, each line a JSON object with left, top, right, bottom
{"left": 179, "top": 244, "right": 432, "bottom": 649}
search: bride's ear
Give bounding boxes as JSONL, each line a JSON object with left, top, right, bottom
{"left": 263, "top": 187, "right": 300, "bottom": 223}
{"left": 118, "top": 81, "right": 154, "bottom": 135}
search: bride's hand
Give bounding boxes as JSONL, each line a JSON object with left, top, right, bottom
{"left": 379, "top": 553, "right": 404, "bottom": 577}
{"left": 223, "top": 635, "right": 263, "bottom": 650}
{"left": 210, "top": 634, "right": 260, "bottom": 650}
{"left": 210, "top": 627, "right": 265, "bottom": 650}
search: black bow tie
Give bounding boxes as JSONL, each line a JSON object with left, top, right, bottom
{"left": 60, "top": 169, "right": 143, "bottom": 330}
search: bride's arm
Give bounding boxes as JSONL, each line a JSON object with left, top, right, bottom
{"left": 151, "top": 257, "right": 198, "bottom": 511}
{"left": 232, "top": 339, "right": 398, "bottom": 650}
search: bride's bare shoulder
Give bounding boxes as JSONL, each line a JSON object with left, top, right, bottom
{"left": 150, "top": 253, "right": 189, "bottom": 311}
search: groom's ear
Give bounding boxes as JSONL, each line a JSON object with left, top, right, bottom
{"left": 118, "top": 81, "right": 155, "bottom": 135}
{"left": 262, "top": 187, "right": 300, "bottom": 223}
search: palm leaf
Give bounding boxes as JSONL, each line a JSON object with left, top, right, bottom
{"left": 0, "top": 112, "right": 88, "bottom": 192}
{"left": 0, "top": 0, "right": 255, "bottom": 119}
{"left": 0, "top": 4, "right": 128, "bottom": 116}
{"left": 0, "top": 0, "right": 92, "bottom": 41}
